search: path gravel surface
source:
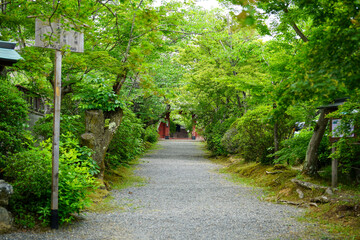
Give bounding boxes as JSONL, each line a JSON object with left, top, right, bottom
{"left": 1, "top": 140, "right": 331, "bottom": 240}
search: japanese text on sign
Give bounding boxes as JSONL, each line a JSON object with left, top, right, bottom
{"left": 35, "top": 19, "right": 84, "bottom": 53}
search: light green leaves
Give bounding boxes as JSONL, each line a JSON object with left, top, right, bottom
{"left": 73, "top": 76, "right": 125, "bottom": 111}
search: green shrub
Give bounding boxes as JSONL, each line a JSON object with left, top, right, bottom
{"left": 5, "top": 134, "right": 98, "bottom": 227}
{"left": 33, "top": 114, "right": 84, "bottom": 140}
{"left": 331, "top": 138, "right": 360, "bottom": 178}
{"left": 226, "top": 105, "right": 274, "bottom": 163}
{"left": 0, "top": 79, "right": 29, "bottom": 170}
{"left": 72, "top": 76, "right": 124, "bottom": 111}
{"left": 271, "top": 129, "right": 330, "bottom": 166}
{"left": 106, "top": 109, "right": 145, "bottom": 168}
{"left": 317, "top": 137, "right": 360, "bottom": 184}
{"left": 144, "top": 125, "right": 159, "bottom": 143}
{"left": 170, "top": 119, "right": 177, "bottom": 135}
{"left": 205, "top": 117, "right": 236, "bottom": 156}
{"left": 273, "top": 130, "right": 312, "bottom": 165}
{"left": 221, "top": 124, "right": 240, "bottom": 154}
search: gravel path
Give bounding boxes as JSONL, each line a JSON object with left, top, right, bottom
{"left": 1, "top": 140, "right": 330, "bottom": 240}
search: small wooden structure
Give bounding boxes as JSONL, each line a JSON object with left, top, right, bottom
{"left": 16, "top": 85, "right": 50, "bottom": 115}
{"left": 318, "top": 98, "right": 357, "bottom": 188}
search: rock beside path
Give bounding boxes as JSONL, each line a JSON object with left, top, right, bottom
{"left": 0, "top": 180, "right": 13, "bottom": 233}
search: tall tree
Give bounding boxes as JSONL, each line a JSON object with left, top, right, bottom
{"left": 224, "top": 0, "right": 360, "bottom": 174}
{"left": 76, "top": 0, "right": 192, "bottom": 179}
{"left": 176, "top": 9, "right": 270, "bottom": 154}
{"left": 2, "top": 0, "right": 193, "bottom": 179}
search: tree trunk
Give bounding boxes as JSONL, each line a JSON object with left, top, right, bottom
{"left": 302, "top": 109, "right": 329, "bottom": 176}
{"left": 274, "top": 121, "right": 280, "bottom": 156}
{"left": 273, "top": 103, "right": 279, "bottom": 157}
{"left": 81, "top": 108, "right": 123, "bottom": 179}
{"left": 273, "top": 103, "right": 280, "bottom": 159}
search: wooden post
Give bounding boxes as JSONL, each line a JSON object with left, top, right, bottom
{"left": 35, "top": 10, "right": 83, "bottom": 229}
{"left": 51, "top": 49, "right": 62, "bottom": 229}
{"left": 331, "top": 146, "right": 338, "bottom": 189}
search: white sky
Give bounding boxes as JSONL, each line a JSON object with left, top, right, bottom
{"left": 152, "top": 0, "right": 273, "bottom": 41}
{"left": 195, "top": 0, "right": 220, "bottom": 9}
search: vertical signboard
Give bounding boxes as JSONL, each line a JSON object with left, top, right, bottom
{"left": 35, "top": 18, "right": 84, "bottom": 229}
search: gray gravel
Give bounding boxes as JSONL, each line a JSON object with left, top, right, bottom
{"left": 1, "top": 140, "right": 332, "bottom": 240}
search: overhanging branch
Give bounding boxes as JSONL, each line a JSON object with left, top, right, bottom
{"left": 283, "top": 8, "right": 309, "bottom": 42}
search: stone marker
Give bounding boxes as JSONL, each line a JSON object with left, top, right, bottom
{"left": 0, "top": 180, "right": 13, "bottom": 233}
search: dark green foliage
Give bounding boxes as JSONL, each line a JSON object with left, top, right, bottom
{"left": 132, "top": 95, "right": 168, "bottom": 128}
{"left": 227, "top": 105, "right": 274, "bottom": 163}
{"left": 106, "top": 109, "right": 145, "bottom": 168}
{"left": 144, "top": 125, "right": 159, "bottom": 143}
{"left": 73, "top": 76, "right": 124, "bottom": 111}
{"left": 5, "top": 135, "right": 98, "bottom": 227}
{"left": 318, "top": 136, "right": 360, "bottom": 184}
{"left": 331, "top": 138, "right": 360, "bottom": 178}
{"left": 32, "top": 113, "right": 85, "bottom": 140}
{"left": 274, "top": 130, "right": 312, "bottom": 165}
{"left": 0, "top": 79, "right": 29, "bottom": 171}
{"left": 221, "top": 125, "right": 240, "bottom": 154}
{"left": 170, "top": 119, "right": 177, "bottom": 135}
{"left": 272, "top": 129, "right": 330, "bottom": 166}
{"left": 205, "top": 117, "right": 236, "bottom": 156}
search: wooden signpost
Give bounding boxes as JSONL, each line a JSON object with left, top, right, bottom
{"left": 329, "top": 118, "right": 356, "bottom": 188}
{"left": 35, "top": 19, "right": 84, "bottom": 53}
{"left": 319, "top": 98, "right": 356, "bottom": 189}
{"left": 35, "top": 18, "right": 84, "bottom": 229}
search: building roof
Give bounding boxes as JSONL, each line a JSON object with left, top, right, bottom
{"left": 317, "top": 98, "right": 348, "bottom": 110}
{"left": 0, "top": 40, "right": 22, "bottom": 66}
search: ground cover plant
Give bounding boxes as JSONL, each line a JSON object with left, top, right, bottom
{"left": 105, "top": 109, "right": 146, "bottom": 169}
{"left": 5, "top": 135, "right": 98, "bottom": 227}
